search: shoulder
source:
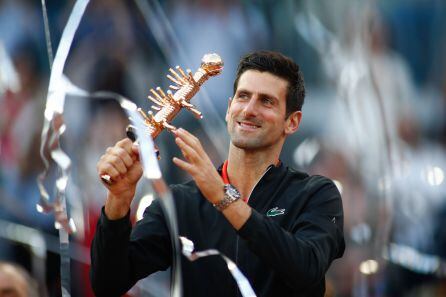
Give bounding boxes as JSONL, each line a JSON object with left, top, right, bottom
{"left": 285, "top": 166, "right": 336, "bottom": 191}
{"left": 306, "top": 174, "right": 338, "bottom": 191}
{"left": 283, "top": 166, "right": 341, "bottom": 207}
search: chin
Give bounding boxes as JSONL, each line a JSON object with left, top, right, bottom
{"left": 231, "top": 138, "right": 265, "bottom": 151}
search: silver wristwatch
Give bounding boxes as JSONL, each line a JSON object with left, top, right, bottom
{"left": 213, "top": 184, "right": 241, "bottom": 211}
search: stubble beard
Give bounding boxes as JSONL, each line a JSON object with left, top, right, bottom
{"left": 230, "top": 134, "right": 265, "bottom": 150}
{"left": 228, "top": 119, "right": 272, "bottom": 151}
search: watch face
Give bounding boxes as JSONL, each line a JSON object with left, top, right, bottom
{"left": 226, "top": 184, "right": 241, "bottom": 199}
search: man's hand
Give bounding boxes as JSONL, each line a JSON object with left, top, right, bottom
{"left": 172, "top": 128, "right": 251, "bottom": 230}
{"left": 172, "top": 128, "right": 225, "bottom": 204}
{"left": 97, "top": 138, "right": 143, "bottom": 219}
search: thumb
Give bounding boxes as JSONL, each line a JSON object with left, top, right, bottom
{"left": 127, "top": 159, "right": 143, "bottom": 183}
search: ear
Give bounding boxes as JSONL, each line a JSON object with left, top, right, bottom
{"left": 284, "top": 111, "right": 302, "bottom": 135}
{"left": 225, "top": 97, "right": 233, "bottom": 123}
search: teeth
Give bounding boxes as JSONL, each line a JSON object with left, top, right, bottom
{"left": 239, "top": 122, "right": 259, "bottom": 128}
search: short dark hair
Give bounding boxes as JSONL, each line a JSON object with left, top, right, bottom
{"left": 233, "top": 51, "right": 305, "bottom": 117}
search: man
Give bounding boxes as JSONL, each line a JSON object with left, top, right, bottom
{"left": 91, "top": 51, "right": 345, "bottom": 297}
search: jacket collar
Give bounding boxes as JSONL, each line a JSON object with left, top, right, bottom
{"left": 217, "top": 160, "right": 285, "bottom": 181}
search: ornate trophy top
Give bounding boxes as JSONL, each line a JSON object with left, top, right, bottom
{"left": 201, "top": 53, "right": 223, "bottom": 76}
{"left": 133, "top": 53, "right": 224, "bottom": 139}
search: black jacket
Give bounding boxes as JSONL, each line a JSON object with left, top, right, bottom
{"left": 90, "top": 163, "right": 345, "bottom": 297}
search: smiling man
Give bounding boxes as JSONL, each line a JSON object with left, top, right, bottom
{"left": 91, "top": 51, "right": 345, "bottom": 297}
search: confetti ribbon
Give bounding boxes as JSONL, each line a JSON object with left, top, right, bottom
{"left": 38, "top": 1, "right": 90, "bottom": 296}
{"left": 180, "top": 237, "right": 257, "bottom": 297}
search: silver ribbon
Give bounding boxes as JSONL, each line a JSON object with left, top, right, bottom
{"left": 180, "top": 237, "right": 257, "bottom": 297}
{"left": 38, "top": 1, "right": 90, "bottom": 296}
{"left": 40, "top": 0, "right": 54, "bottom": 69}
{"left": 38, "top": 0, "right": 90, "bottom": 234}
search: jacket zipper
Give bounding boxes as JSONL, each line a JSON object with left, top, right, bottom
{"left": 235, "top": 165, "right": 274, "bottom": 297}
{"left": 235, "top": 165, "right": 274, "bottom": 263}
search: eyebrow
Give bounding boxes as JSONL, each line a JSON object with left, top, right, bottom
{"left": 236, "top": 88, "right": 279, "bottom": 102}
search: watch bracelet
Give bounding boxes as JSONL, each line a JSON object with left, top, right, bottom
{"left": 213, "top": 193, "right": 239, "bottom": 211}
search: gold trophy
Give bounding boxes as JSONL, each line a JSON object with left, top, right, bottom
{"left": 101, "top": 53, "right": 223, "bottom": 184}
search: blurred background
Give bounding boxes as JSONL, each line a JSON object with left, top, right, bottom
{"left": 0, "top": 0, "right": 445, "bottom": 296}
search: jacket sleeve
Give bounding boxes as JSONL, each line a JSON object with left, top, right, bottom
{"left": 237, "top": 177, "right": 345, "bottom": 290}
{"left": 90, "top": 199, "right": 172, "bottom": 297}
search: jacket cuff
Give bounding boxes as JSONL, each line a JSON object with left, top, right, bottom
{"left": 99, "top": 206, "right": 131, "bottom": 234}
{"left": 237, "top": 209, "right": 263, "bottom": 240}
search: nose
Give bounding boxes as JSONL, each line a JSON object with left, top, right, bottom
{"left": 242, "top": 96, "right": 259, "bottom": 118}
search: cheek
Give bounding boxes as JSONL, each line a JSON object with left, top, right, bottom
{"left": 262, "top": 110, "right": 281, "bottom": 123}
{"left": 266, "top": 114, "right": 287, "bottom": 131}
{"left": 227, "top": 105, "right": 242, "bottom": 120}
{"left": 226, "top": 109, "right": 234, "bottom": 123}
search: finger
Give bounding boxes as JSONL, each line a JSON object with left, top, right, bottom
{"left": 116, "top": 138, "right": 134, "bottom": 154}
{"left": 175, "top": 137, "right": 200, "bottom": 162}
{"left": 127, "top": 159, "right": 143, "bottom": 182}
{"left": 174, "top": 128, "right": 200, "bottom": 149}
{"left": 176, "top": 127, "right": 197, "bottom": 140}
{"left": 99, "top": 163, "right": 120, "bottom": 179}
{"left": 172, "top": 157, "right": 194, "bottom": 173}
{"left": 111, "top": 147, "right": 133, "bottom": 167}
{"left": 106, "top": 154, "right": 127, "bottom": 175}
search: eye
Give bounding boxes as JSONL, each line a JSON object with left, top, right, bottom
{"left": 262, "top": 97, "right": 274, "bottom": 105}
{"left": 236, "top": 92, "right": 249, "bottom": 100}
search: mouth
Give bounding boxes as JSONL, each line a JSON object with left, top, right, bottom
{"left": 237, "top": 121, "right": 261, "bottom": 131}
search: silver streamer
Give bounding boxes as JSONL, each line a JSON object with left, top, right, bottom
{"left": 180, "top": 237, "right": 257, "bottom": 297}
{"left": 38, "top": 1, "right": 90, "bottom": 296}
{"left": 40, "top": 0, "right": 54, "bottom": 69}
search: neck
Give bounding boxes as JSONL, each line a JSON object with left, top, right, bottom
{"left": 226, "top": 143, "right": 282, "bottom": 198}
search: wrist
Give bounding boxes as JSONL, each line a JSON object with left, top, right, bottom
{"left": 213, "top": 184, "right": 241, "bottom": 211}
{"left": 105, "top": 192, "right": 132, "bottom": 220}
{"left": 202, "top": 178, "right": 226, "bottom": 205}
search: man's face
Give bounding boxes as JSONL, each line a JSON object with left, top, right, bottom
{"left": 226, "top": 70, "right": 298, "bottom": 151}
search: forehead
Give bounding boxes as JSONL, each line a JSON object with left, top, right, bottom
{"left": 236, "top": 70, "right": 288, "bottom": 100}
